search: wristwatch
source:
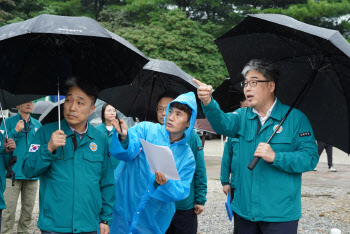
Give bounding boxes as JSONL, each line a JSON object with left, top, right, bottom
{"left": 100, "top": 220, "right": 108, "bottom": 225}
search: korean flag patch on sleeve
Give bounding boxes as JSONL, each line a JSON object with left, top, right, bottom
{"left": 29, "top": 144, "right": 40, "bottom": 152}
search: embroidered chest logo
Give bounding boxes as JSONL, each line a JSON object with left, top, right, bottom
{"left": 273, "top": 125, "right": 283, "bottom": 133}
{"left": 0, "top": 130, "right": 4, "bottom": 135}
{"left": 89, "top": 142, "right": 98, "bottom": 152}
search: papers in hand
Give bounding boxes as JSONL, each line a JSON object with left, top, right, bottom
{"left": 140, "top": 139, "right": 180, "bottom": 180}
{"left": 225, "top": 193, "right": 233, "bottom": 221}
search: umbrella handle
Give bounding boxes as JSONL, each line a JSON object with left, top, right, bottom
{"left": 57, "top": 82, "right": 61, "bottom": 130}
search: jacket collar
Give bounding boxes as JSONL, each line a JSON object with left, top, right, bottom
{"left": 61, "top": 119, "right": 95, "bottom": 139}
{"left": 247, "top": 99, "right": 282, "bottom": 121}
{"left": 16, "top": 113, "right": 33, "bottom": 125}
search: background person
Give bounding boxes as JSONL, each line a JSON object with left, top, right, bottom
{"left": 156, "top": 92, "right": 207, "bottom": 234}
{"left": 22, "top": 78, "right": 115, "bottom": 234}
{"left": 1, "top": 102, "right": 42, "bottom": 234}
{"left": 194, "top": 59, "right": 319, "bottom": 234}
{"left": 316, "top": 141, "right": 337, "bottom": 172}
{"left": 0, "top": 135, "right": 16, "bottom": 232}
{"left": 96, "top": 104, "right": 120, "bottom": 170}
{"left": 221, "top": 98, "right": 249, "bottom": 234}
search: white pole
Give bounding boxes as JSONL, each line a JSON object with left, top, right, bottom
{"left": 57, "top": 83, "right": 61, "bottom": 130}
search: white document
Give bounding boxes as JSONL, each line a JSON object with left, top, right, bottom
{"left": 140, "top": 139, "right": 180, "bottom": 180}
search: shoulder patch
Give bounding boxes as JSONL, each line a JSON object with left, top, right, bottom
{"left": 198, "top": 146, "right": 204, "bottom": 151}
{"left": 29, "top": 144, "right": 40, "bottom": 152}
{"left": 299, "top": 132, "right": 311, "bottom": 137}
{"left": 233, "top": 112, "right": 238, "bottom": 115}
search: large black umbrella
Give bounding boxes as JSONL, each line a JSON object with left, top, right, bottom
{"left": 0, "top": 14, "right": 149, "bottom": 95}
{"left": 215, "top": 14, "right": 350, "bottom": 169}
{"left": 98, "top": 58, "right": 205, "bottom": 121}
{"left": 0, "top": 89, "right": 44, "bottom": 110}
{"left": 212, "top": 78, "right": 244, "bottom": 113}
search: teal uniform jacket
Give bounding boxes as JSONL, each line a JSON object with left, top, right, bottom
{"left": 220, "top": 137, "right": 239, "bottom": 188}
{"left": 22, "top": 119, "right": 115, "bottom": 233}
{"left": 175, "top": 130, "right": 207, "bottom": 210}
{"left": 0, "top": 134, "right": 9, "bottom": 209}
{"left": 202, "top": 98, "right": 319, "bottom": 222}
{"left": 95, "top": 123, "right": 121, "bottom": 170}
{"left": 0, "top": 113, "right": 42, "bottom": 180}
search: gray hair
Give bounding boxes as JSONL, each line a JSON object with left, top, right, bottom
{"left": 241, "top": 59, "right": 279, "bottom": 93}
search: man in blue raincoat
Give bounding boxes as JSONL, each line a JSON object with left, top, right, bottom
{"left": 194, "top": 59, "right": 319, "bottom": 234}
{"left": 109, "top": 92, "right": 197, "bottom": 234}
{"left": 155, "top": 92, "right": 207, "bottom": 234}
{"left": 22, "top": 78, "right": 115, "bottom": 234}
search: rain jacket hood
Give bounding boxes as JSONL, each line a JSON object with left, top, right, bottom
{"left": 110, "top": 92, "right": 197, "bottom": 234}
{"left": 163, "top": 92, "right": 197, "bottom": 145}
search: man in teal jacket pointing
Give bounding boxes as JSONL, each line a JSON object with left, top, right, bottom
{"left": 22, "top": 78, "right": 115, "bottom": 234}
{"left": 194, "top": 59, "right": 319, "bottom": 234}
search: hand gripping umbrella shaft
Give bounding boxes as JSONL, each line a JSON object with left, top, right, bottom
{"left": 248, "top": 67, "right": 320, "bottom": 170}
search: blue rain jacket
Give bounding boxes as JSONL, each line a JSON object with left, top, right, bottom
{"left": 0, "top": 113, "right": 42, "bottom": 180}
{"left": 96, "top": 123, "right": 120, "bottom": 170}
{"left": 110, "top": 92, "right": 197, "bottom": 234}
{"left": 202, "top": 98, "right": 319, "bottom": 222}
{"left": 22, "top": 119, "right": 115, "bottom": 232}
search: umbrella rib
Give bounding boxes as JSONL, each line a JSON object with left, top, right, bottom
{"left": 327, "top": 56, "right": 346, "bottom": 95}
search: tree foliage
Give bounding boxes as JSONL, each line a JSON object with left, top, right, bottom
{"left": 256, "top": 0, "right": 350, "bottom": 39}
{"left": 102, "top": 10, "right": 228, "bottom": 87}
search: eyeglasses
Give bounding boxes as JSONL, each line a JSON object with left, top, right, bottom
{"left": 241, "top": 80, "right": 271, "bottom": 88}
{"left": 156, "top": 107, "right": 165, "bottom": 113}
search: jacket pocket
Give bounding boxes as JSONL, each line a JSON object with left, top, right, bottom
{"left": 83, "top": 153, "right": 104, "bottom": 179}
{"left": 269, "top": 136, "right": 294, "bottom": 152}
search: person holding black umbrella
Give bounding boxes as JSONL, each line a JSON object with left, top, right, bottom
{"left": 22, "top": 78, "right": 115, "bottom": 234}
{"left": 194, "top": 59, "right": 319, "bottom": 234}
{"left": 0, "top": 102, "right": 42, "bottom": 234}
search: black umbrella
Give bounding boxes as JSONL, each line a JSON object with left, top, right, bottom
{"left": 0, "top": 14, "right": 149, "bottom": 95}
{"left": 215, "top": 14, "right": 350, "bottom": 169}
{"left": 0, "top": 89, "right": 45, "bottom": 137}
{"left": 212, "top": 78, "right": 244, "bottom": 113}
{"left": 0, "top": 89, "right": 44, "bottom": 110}
{"left": 98, "top": 58, "right": 205, "bottom": 121}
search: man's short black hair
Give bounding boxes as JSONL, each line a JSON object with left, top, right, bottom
{"left": 66, "top": 77, "right": 99, "bottom": 104}
{"left": 157, "top": 91, "right": 179, "bottom": 104}
{"left": 169, "top": 102, "right": 192, "bottom": 122}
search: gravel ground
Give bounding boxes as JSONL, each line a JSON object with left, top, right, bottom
{"left": 10, "top": 179, "right": 350, "bottom": 234}
{"left": 198, "top": 180, "right": 350, "bottom": 234}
